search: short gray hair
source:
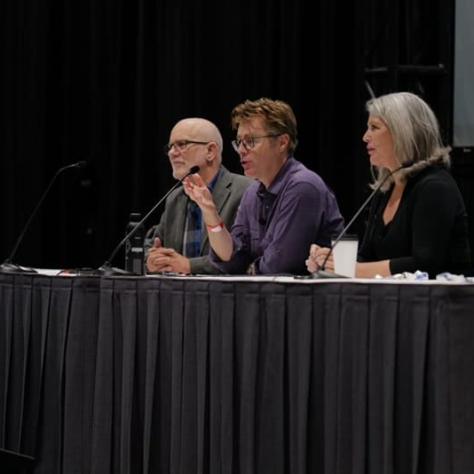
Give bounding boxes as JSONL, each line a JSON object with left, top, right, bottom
{"left": 366, "top": 92, "right": 450, "bottom": 190}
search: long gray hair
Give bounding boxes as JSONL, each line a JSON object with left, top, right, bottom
{"left": 366, "top": 92, "right": 450, "bottom": 191}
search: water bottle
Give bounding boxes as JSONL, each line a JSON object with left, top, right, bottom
{"left": 124, "top": 212, "right": 145, "bottom": 275}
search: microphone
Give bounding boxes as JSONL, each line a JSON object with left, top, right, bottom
{"left": 0, "top": 161, "right": 87, "bottom": 273}
{"left": 313, "top": 163, "right": 408, "bottom": 278}
{"left": 98, "top": 165, "right": 200, "bottom": 275}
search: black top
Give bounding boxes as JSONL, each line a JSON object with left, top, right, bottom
{"left": 359, "top": 165, "right": 472, "bottom": 277}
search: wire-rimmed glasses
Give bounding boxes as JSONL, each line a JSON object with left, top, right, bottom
{"left": 164, "top": 140, "right": 210, "bottom": 156}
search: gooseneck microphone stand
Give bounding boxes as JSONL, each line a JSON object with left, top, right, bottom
{"left": 313, "top": 164, "right": 406, "bottom": 278}
{"left": 0, "top": 161, "right": 86, "bottom": 273}
{"left": 98, "top": 165, "right": 200, "bottom": 276}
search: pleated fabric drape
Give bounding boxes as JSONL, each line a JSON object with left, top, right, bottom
{"left": 1, "top": 274, "right": 473, "bottom": 473}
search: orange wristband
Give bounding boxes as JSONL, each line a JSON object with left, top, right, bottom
{"left": 206, "top": 221, "right": 225, "bottom": 233}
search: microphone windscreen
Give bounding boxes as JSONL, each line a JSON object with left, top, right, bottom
{"left": 74, "top": 160, "right": 87, "bottom": 168}
{"left": 189, "top": 165, "right": 200, "bottom": 174}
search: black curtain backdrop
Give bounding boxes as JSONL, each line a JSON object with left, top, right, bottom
{"left": 362, "top": 0, "right": 454, "bottom": 139}
{"left": 0, "top": 0, "right": 453, "bottom": 269}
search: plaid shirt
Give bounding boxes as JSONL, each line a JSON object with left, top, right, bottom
{"left": 183, "top": 201, "right": 202, "bottom": 258}
{"left": 182, "top": 170, "right": 221, "bottom": 258}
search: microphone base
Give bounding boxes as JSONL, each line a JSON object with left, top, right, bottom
{"left": 96, "top": 264, "right": 138, "bottom": 276}
{"left": 312, "top": 270, "right": 349, "bottom": 279}
{"left": 0, "top": 262, "right": 38, "bottom": 274}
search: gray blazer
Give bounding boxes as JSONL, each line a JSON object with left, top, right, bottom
{"left": 151, "top": 166, "right": 252, "bottom": 274}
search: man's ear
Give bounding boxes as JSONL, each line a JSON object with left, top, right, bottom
{"left": 206, "top": 141, "right": 218, "bottom": 163}
{"left": 278, "top": 133, "right": 290, "bottom": 152}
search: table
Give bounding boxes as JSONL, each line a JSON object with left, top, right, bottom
{"left": 1, "top": 273, "right": 474, "bottom": 473}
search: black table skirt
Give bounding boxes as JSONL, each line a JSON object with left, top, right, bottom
{"left": 1, "top": 273, "right": 474, "bottom": 473}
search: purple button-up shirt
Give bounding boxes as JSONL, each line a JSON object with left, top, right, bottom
{"left": 210, "top": 158, "right": 344, "bottom": 274}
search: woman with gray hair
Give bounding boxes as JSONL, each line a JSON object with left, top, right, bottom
{"left": 307, "top": 91, "right": 471, "bottom": 278}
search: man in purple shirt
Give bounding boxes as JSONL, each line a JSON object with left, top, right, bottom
{"left": 183, "top": 98, "right": 344, "bottom": 274}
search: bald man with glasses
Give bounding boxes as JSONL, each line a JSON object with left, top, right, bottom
{"left": 146, "top": 118, "right": 251, "bottom": 274}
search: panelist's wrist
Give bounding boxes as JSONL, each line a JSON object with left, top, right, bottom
{"left": 206, "top": 221, "right": 225, "bottom": 233}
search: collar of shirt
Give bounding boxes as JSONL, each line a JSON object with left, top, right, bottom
{"left": 207, "top": 167, "right": 222, "bottom": 193}
{"left": 265, "top": 157, "right": 295, "bottom": 195}
{"left": 256, "top": 156, "right": 295, "bottom": 199}
{"left": 184, "top": 167, "right": 221, "bottom": 213}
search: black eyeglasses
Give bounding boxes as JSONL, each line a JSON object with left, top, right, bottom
{"left": 231, "top": 134, "right": 281, "bottom": 153}
{"left": 164, "top": 140, "right": 210, "bottom": 156}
